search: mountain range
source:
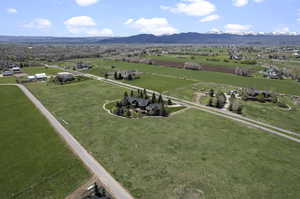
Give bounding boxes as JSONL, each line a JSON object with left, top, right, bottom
{"left": 1, "top": 33, "right": 300, "bottom": 45}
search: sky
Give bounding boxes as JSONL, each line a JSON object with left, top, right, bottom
{"left": 0, "top": 0, "right": 299, "bottom": 37}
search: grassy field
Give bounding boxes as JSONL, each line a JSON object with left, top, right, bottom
{"left": 0, "top": 86, "right": 90, "bottom": 199}
{"left": 0, "top": 76, "right": 16, "bottom": 84}
{"left": 27, "top": 80, "right": 300, "bottom": 199}
{"left": 56, "top": 58, "right": 300, "bottom": 96}
{"left": 22, "top": 66, "right": 62, "bottom": 75}
{"left": 167, "top": 82, "right": 300, "bottom": 133}
{"left": 146, "top": 55, "right": 263, "bottom": 70}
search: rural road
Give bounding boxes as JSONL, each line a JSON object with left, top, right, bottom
{"left": 0, "top": 84, "right": 134, "bottom": 199}
{"left": 77, "top": 72, "right": 300, "bottom": 143}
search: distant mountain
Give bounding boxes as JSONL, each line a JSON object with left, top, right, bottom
{"left": 1, "top": 33, "right": 300, "bottom": 45}
{"left": 0, "top": 36, "right": 111, "bottom": 44}
{"left": 99, "top": 32, "right": 300, "bottom": 45}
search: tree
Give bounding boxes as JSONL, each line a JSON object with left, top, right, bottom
{"left": 158, "top": 94, "right": 163, "bottom": 104}
{"left": 118, "top": 73, "right": 123, "bottom": 80}
{"left": 104, "top": 73, "right": 108, "bottom": 79}
{"left": 207, "top": 97, "right": 213, "bottom": 107}
{"left": 209, "top": 89, "right": 214, "bottom": 97}
{"left": 128, "top": 74, "right": 133, "bottom": 81}
{"left": 130, "top": 90, "right": 134, "bottom": 97}
{"left": 114, "top": 72, "right": 118, "bottom": 80}
{"left": 232, "top": 101, "right": 243, "bottom": 114}
{"left": 216, "top": 92, "right": 226, "bottom": 108}
{"left": 124, "top": 91, "right": 128, "bottom": 98}
{"left": 167, "top": 99, "right": 173, "bottom": 105}
{"left": 160, "top": 104, "right": 168, "bottom": 117}
{"left": 151, "top": 93, "right": 157, "bottom": 103}
{"left": 143, "top": 89, "right": 147, "bottom": 97}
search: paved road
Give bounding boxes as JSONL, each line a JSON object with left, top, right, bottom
{"left": 77, "top": 73, "right": 300, "bottom": 143}
{"left": 0, "top": 84, "right": 134, "bottom": 199}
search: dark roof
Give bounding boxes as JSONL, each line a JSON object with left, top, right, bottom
{"left": 146, "top": 103, "right": 161, "bottom": 111}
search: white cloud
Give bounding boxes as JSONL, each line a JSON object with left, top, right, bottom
{"left": 24, "top": 18, "right": 52, "bottom": 29}
{"left": 209, "top": 28, "right": 222, "bottom": 33}
{"left": 233, "top": 0, "right": 248, "bottom": 7}
{"left": 124, "top": 18, "right": 134, "bottom": 25}
{"left": 75, "top": 0, "right": 99, "bottom": 6}
{"left": 125, "top": 18, "right": 178, "bottom": 35}
{"left": 161, "top": 0, "right": 216, "bottom": 17}
{"left": 64, "top": 16, "right": 96, "bottom": 26}
{"left": 7, "top": 8, "right": 17, "bottom": 14}
{"left": 200, "top": 14, "right": 220, "bottom": 22}
{"left": 233, "top": 0, "right": 265, "bottom": 7}
{"left": 64, "top": 16, "right": 113, "bottom": 36}
{"left": 224, "top": 24, "right": 252, "bottom": 33}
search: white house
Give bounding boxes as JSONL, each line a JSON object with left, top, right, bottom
{"left": 35, "top": 73, "right": 47, "bottom": 80}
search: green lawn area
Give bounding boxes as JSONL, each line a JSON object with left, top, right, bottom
{"left": 59, "top": 58, "right": 300, "bottom": 96}
{"left": 0, "top": 86, "right": 90, "bottom": 199}
{"left": 27, "top": 80, "right": 300, "bottom": 199}
{"left": 146, "top": 55, "right": 263, "bottom": 70}
{"left": 0, "top": 76, "right": 16, "bottom": 84}
{"left": 122, "top": 73, "right": 196, "bottom": 92}
{"left": 22, "top": 66, "right": 62, "bottom": 75}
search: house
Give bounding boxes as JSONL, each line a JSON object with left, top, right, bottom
{"left": 2, "top": 71, "right": 14, "bottom": 76}
{"left": 262, "top": 67, "right": 282, "bottom": 79}
{"left": 114, "top": 70, "right": 140, "bottom": 80}
{"left": 74, "top": 62, "right": 92, "bottom": 71}
{"left": 11, "top": 67, "right": 21, "bottom": 73}
{"left": 35, "top": 73, "right": 47, "bottom": 80}
{"left": 56, "top": 72, "right": 75, "bottom": 82}
{"left": 27, "top": 75, "right": 36, "bottom": 81}
{"left": 244, "top": 88, "right": 273, "bottom": 102}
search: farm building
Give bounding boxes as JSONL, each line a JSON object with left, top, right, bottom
{"left": 11, "top": 67, "right": 21, "bottom": 73}
{"left": 114, "top": 70, "right": 140, "bottom": 80}
{"left": 56, "top": 72, "right": 75, "bottom": 83}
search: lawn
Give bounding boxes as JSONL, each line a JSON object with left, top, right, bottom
{"left": 0, "top": 76, "right": 16, "bottom": 84}
{"left": 22, "top": 66, "right": 62, "bottom": 75}
{"left": 0, "top": 86, "right": 90, "bottom": 199}
{"left": 60, "top": 58, "right": 300, "bottom": 96}
{"left": 146, "top": 55, "right": 263, "bottom": 70}
{"left": 27, "top": 80, "right": 300, "bottom": 199}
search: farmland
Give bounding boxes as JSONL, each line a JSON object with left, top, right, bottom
{"left": 55, "top": 58, "right": 300, "bottom": 96}
{"left": 0, "top": 86, "right": 90, "bottom": 199}
{"left": 22, "top": 66, "right": 62, "bottom": 75}
{"left": 26, "top": 80, "right": 300, "bottom": 199}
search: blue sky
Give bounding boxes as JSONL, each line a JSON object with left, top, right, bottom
{"left": 0, "top": 0, "right": 299, "bottom": 37}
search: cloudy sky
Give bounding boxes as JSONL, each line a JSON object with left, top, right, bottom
{"left": 0, "top": 0, "right": 299, "bottom": 37}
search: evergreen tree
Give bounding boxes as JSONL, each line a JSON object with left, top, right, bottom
{"left": 143, "top": 89, "right": 147, "bottom": 97}
{"left": 158, "top": 94, "right": 163, "bottom": 104}
{"left": 130, "top": 90, "right": 134, "bottom": 97}
{"left": 151, "top": 93, "right": 157, "bottom": 103}
{"left": 124, "top": 91, "right": 129, "bottom": 98}
{"left": 128, "top": 74, "right": 133, "bottom": 81}
{"left": 104, "top": 73, "right": 108, "bottom": 79}
{"left": 209, "top": 89, "right": 214, "bottom": 97}
{"left": 118, "top": 73, "right": 123, "bottom": 80}
{"left": 114, "top": 72, "right": 118, "bottom": 80}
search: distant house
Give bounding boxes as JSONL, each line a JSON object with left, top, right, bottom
{"left": 74, "top": 62, "right": 92, "bottom": 71}
{"left": 2, "top": 71, "right": 14, "bottom": 76}
{"left": 35, "top": 73, "right": 47, "bottom": 80}
{"left": 184, "top": 62, "right": 202, "bottom": 70}
{"left": 244, "top": 88, "right": 273, "bottom": 102}
{"left": 56, "top": 72, "right": 75, "bottom": 83}
{"left": 11, "top": 67, "right": 21, "bottom": 73}
{"left": 262, "top": 67, "right": 282, "bottom": 79}
{"left": 114, "top": 70, "right": 140, "bottom": 80}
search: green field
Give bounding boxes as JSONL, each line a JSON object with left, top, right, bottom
{"left": 27, "top": 80, "right": 300, "bottom": 199}
{"left": 56, "top": 58, "right": 300, "bottom": 96}
{"left": 0, "top": 86, "right": 90, "bottom": 198}
{"left": 22, "top": 66, "right": 62, "bottom": 75}
{"left": 146, "top": 54, "right": 263, "bottom": 70}
{"left": 0, "top": 76, "right": 16, "bottom": 84}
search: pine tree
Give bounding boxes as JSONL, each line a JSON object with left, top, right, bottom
{"left": 130, "top": 90, "right": 134, "bottom": 97}
{"left": 209, "top": 89, "right": 214, "bottom": 97}
{"left": 158, "top": 94, "right": 163, "bottom": 104}
{"left": 118, "top": 73, "right": 123, "bottom": 80}
{"left": 151, "top": 93, "right": 156, "bottom": 103}
{"left": 114, "top": 72, "right": 118, "bottom": 80}
{"left": 143, "top": 89, "right": 147, "bottom": 96}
